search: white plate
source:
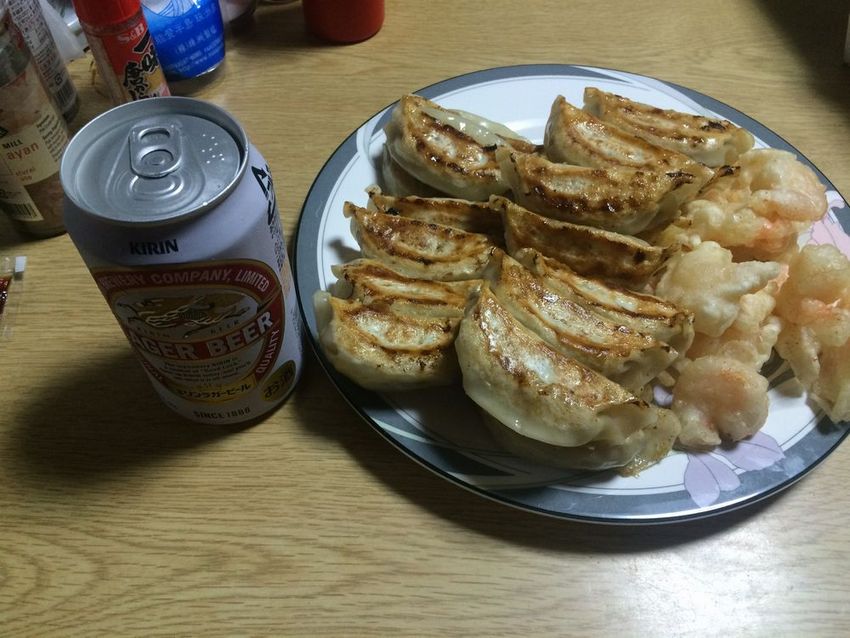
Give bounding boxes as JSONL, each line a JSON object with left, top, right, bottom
{"left": 293, "top": 64, "right": 850, "bottom": 524}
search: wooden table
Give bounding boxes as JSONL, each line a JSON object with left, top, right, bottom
{"left": 3, "top": 1, "right": 850, "bottom": 635}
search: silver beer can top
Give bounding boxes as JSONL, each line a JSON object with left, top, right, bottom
{"left": 61, "top": 97, "right": 248, "bottom": 225}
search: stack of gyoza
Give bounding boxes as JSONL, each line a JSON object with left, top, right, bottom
{"left": 313, "top": 89, "right": 849, "bottom": 475}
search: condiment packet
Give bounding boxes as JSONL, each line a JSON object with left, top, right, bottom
{"left": 0, "top": 255, "right": 25, "bottom": 341}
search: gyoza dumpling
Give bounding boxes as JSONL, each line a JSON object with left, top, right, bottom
{"left": 331, "top": 258, "right": 480, "bottom": 318}
{"left": 485, "top": 253, "right": 677, "bottom": 392}
{"left": 345, "top": 202, "right": 500, "bottom": 281}
{"left": 379, "top": 145, "right": 445, "bottom": 197}
{"left": 383, "top": 94, "right": 536, "bottom": 200}
{"left": 583, "top": 87, "right": 755, "bottom": 167}
{"left": 498, "top": 147, "right": 692, "bottom": 234}
{"left": 314, "top": 291, "right": 460, "bottom": 391}
{"left": 544, "top": 94, "right": 714, "bottom": 195}
{"left": 481, "top": 408, "right": 680, "bottom": 475}
{"left": 514, "top": 248, "right": 694, "bottom": 355}
{"left": 492, "top": 195, "right": 670, "bottom": 288}
{"left": 366, "top": 185, "right": 504, "bottom": 245}
{"left": 455, "top": 283, "right": 666, "bottom": 447}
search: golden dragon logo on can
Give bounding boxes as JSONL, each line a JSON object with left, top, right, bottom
{"left": 117, "top": 292, "right": 249, "bottom": 337}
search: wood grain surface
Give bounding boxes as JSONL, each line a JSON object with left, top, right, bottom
{"left": 2, "top": 1, "right": 850, "bottom": 635}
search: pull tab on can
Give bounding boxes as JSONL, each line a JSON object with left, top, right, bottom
{"left": 130, "top": 123, "right": 183, "bottom": 178}
{"left": 60, "top": 98, "right": 244, "bottom": 224}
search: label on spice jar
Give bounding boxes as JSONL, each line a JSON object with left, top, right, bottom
{"left": 0, "top": 58, "right": 68, "bottom": 187}
{"left": 85, "top": 16, "right": 170, "bottom": 102}
{"left": 0, "top": 163, "right": 41, "bottom": 221}
{"left": 0, "top": 110, "right": 67, "bottom": 185}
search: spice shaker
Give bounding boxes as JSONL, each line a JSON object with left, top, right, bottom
{"left": 72, "top": 0, "right": 170, "bottom": 104}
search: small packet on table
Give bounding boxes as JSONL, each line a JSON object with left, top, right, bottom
{"left": 0, "top": 255, "right": 26, "bottom": 341}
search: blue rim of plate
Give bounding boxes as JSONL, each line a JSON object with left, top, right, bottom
{"left": 292, "top": 64, "right": 850, "bottom": 525}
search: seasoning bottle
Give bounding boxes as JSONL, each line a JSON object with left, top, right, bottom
{"left": 72, "top": 0, "right": 170, "bottom": 104}
{"left": 8, "top": 0, "right": 79, "bottom": 122}
{"left": 302, "top": 0, "right": 384, "bottom": 43}
{"left": 0, "top": 1, "right": 69, "bottom": 238}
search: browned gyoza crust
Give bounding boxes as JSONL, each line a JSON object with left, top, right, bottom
{"left": 383, "top": 94, "right": 537, "bottom": 201}
{"left": 544, "top": 95, "right": 715, "bottom": 187}
{"left": 492, "top": 195, "right": 670, "bottom": 288}
{"left": 514, "top": 248, "right": 694, "bottom": 355}
{"left": 331, "top": 258, "right": 480, "bottom": 318}
{"left": 455, "top": 284, "right": 658, "bottom": 448}
{"left": 498, "top": 148, "right": 692, "bottom": 234}
{"left": 314, "top": 291, "right": 461, "bottom": 391}
{"left": 379, "top": 145, "right": 445, "bottom": 198}
{"left": 485, "top": 253, "right": 677, "bottom": 392}
{"left": 583, "top": 88, "right": 754, "bottom": 167}
{"left": 345, "top": 202, "right": 500, "bottom": 281}
{"left": 366, "top": 185, "right": 504, "bottom": 245}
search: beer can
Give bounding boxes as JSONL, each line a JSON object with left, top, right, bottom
{"left": 61, "top": 97, "right": 303, "bottom": 425}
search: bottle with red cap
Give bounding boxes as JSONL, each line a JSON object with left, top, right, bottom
{"left": 72, "top": 0, "right": 170, "bottom": 104}
{"left": 302, "top": 0, "right": 384, "bottom": 44}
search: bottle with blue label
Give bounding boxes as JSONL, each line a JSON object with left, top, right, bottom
{"left": 141, "top": 0, "right": 225, "bottom": 86}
